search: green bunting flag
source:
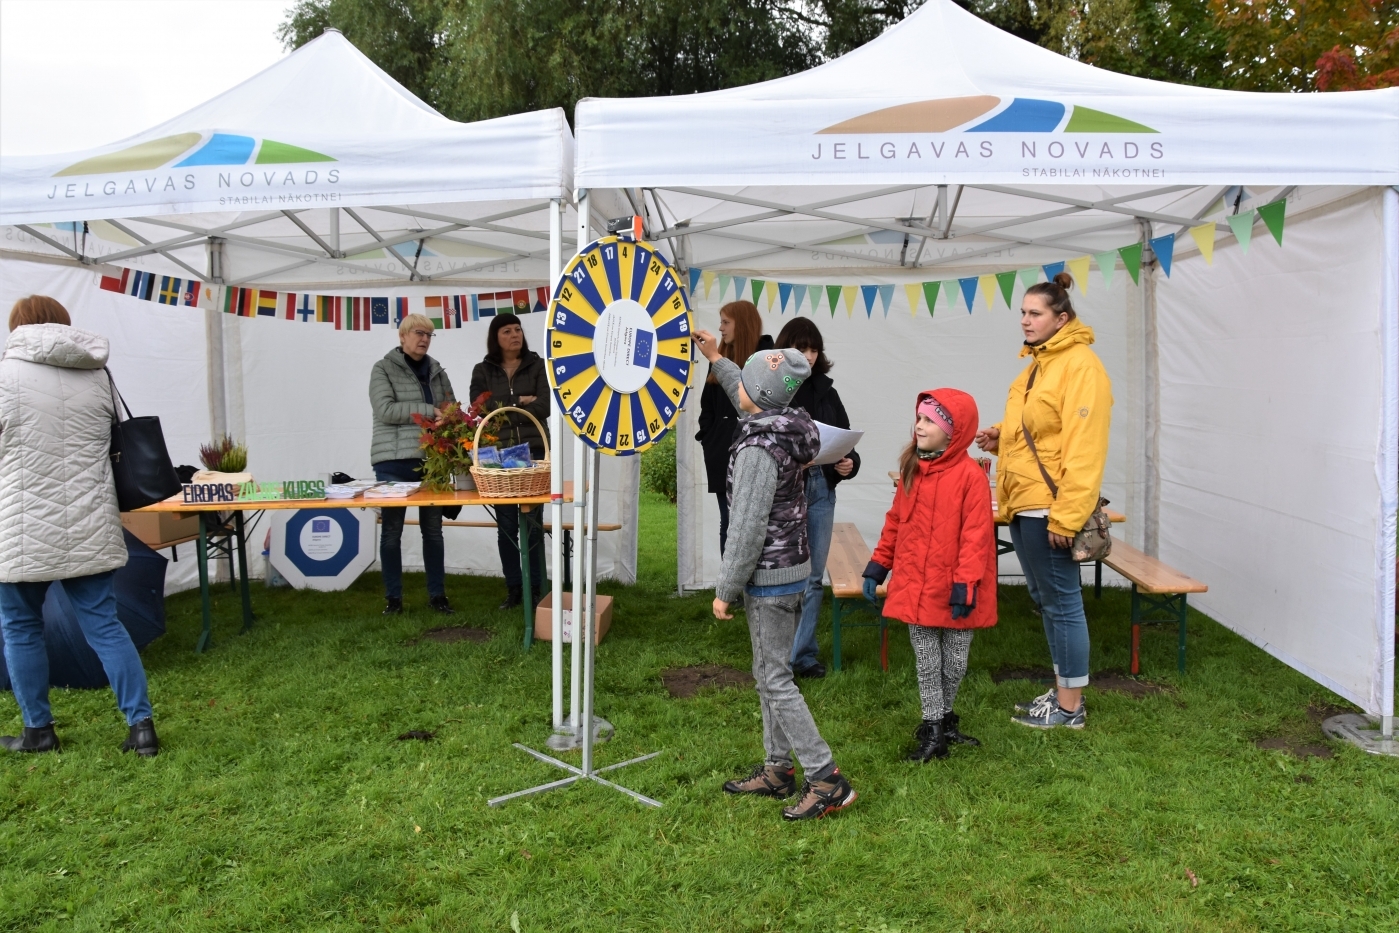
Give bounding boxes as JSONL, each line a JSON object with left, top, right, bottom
{"left": 995, "top": 271, "right": 1017, "bottom": 308}
{"left": 941, "top": 281, "right": 958, "bottom": 309}
{"left": 922, "top": 281, "right": 940, "bottom": 317}
{"left": 1257, "top": 199, "right": 1286, "bottom": 246}
{"left": 1017, "top": 267, "right": 1039, "bottom": 289}
{"left": 826, "top": 285, "right": 842, "bottom": 317}
{"left": 1118, "top": 243, "right": 1143, "bottom": 285}
{"left": 1226, "top": 211, "right": 1255, "bottom": 253}
{"left": 718, "top": 274, "right": 731, "bottom": 299}
{"left": 751, "top": 279, "right": 764, "bottom": 304}
{"left": 1094, "top": 251, "right": 1118, "bottom": 288}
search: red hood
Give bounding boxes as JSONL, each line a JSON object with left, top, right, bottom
{"left": 915, "top": 388, "right": 980, "bottom": 471}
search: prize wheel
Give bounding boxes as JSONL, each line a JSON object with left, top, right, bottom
{"left": 546, "top": 236, "right": 694, "bottom": 456}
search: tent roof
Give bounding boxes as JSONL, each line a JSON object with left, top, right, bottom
{"left": 0, "top": 31, "right": 575, "bottom": 289}
{"left": 576, "top": 0, "right": 1398, "bottom": 190}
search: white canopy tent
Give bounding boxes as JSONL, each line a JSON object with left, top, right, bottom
{"left": 0, "top": 30, "right": 641, "bottom": 590}
{"left": 575, "top": 0, "right": 1399, "bottom": 728}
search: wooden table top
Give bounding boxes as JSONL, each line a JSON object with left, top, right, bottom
{"left": 136, "top": 481, "right": 575, "bottom": 514}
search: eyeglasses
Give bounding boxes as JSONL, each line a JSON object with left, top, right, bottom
{"left": 410, "top": 330, "right": 434, "bottom": 339}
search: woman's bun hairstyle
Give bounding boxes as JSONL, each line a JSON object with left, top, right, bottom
{"left": 1025, "top": 273, "right": 1078, "bottom": 322}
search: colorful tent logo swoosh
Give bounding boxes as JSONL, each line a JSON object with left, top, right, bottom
{"left": 818, "top": 96, "right": 1156, "bottom": 134}
{"left": 54, "top": 133, "right": 336, "bottom": 177}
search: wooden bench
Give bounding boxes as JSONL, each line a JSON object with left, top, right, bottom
{"left": 827, "top": 522, "right": 888, "bottom": 672}
{"left": 1098, "top": 540, "right": 1208, "bottom": 675}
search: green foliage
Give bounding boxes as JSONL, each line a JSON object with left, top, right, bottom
{"left": 1, "top": 493, "right": 1394, "bottom": 929}
{"left": 639, "top": 430, "right": 678, "bottom": 503}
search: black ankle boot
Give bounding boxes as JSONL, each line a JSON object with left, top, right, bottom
{"left": 498, "top": 587, "right": 522, "bottom": 610}
{"left": 1, "top": 723, "right": 60, "bottom": 753}
{"left": 429, "top": 595, "right": 455, "bottom": 616}
{"left": 121, "top": 718, "right": 159, "bottom": 757}
{"left": 942, "top": 710, "right": 981, "bottom": 747}
{"left": 383, "top": 597, "right": 404, "bottom": 616}
{"left": 906, "top": 719, "right": 948, "bottom": 762}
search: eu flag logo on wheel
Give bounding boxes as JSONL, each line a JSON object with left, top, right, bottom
{"left": 312, "top": 519, "right": 330, "bottom": 533}
{"left": 371, "top": 297, "right": 389, "bottom": 326}
{"left": 632, "top": 331, "right": 654, "bottom": 367}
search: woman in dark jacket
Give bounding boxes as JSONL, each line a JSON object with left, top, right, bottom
{"left": 776, "top": 318, "right": 860, "bottom": 679}
{"left": 469, "top": 314, "right": 549, "bottom": 609}
{"left": 694, "top": 299, "right": 771, "bottom": 555}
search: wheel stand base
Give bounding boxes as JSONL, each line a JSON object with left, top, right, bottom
{"left": 545, "top": 716, "right": 613, "bottom": 751}
{"left": 1322, "top": 714, "right": 1398, "bottom": 757}
{"left": 486, "top": 743, "right": 663, "bottom": 808}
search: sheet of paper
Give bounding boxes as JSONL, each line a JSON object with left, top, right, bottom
{"left": 810, "top": 421, "right": 863, "bottom": 466}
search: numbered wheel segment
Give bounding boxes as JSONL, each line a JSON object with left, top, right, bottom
{"left": 546, "top": 236, "right": 694, "bottom": 455}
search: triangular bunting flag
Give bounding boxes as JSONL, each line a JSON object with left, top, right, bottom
{"left": 1149, "top": 233, "right": 1176, "bottom": 277}
{"left": 1042, "top": 261, "right": 1066, "bottom": 281}
{"left": 905, "top": 283, "right": 923, "bottom": 317}
{"left": 878, "top": 284, "right": 894, "bottom": 317}
{"left": 941, "top": 281, "right": 959, "bottom": 309}
{"left": 779, "top": 282, "right": 793, "bottom": 313}
{"left": 751, "top": 279, "right": 764, "bottom": 304}
{"left": 718, "top": 274, "right": 732, "bottom": 299}
{"left": 922, "top": 281, "right": 940, "bottom": 317}
{"left": 1094, "top": 251, "right": 1117, "bottom": 288}
{"left": 794, "top": 284, "right": 808, "bottom": 313}
{"left": 702, "top": 270, "right": 716, "bottom": 298}
{"left": 958, "top": 277, "right": 978, "bottom": 313}
{"left": 860, "top": 284, "right": 879, "bottom": 318}
{"left": 1118, "top": 243, "right": 1143, "bottom": 285}
{"left": 1188, "top": 224, "right": 1216, "bottom": 264}
{"left": 766, "top": 281, "right": 779, "bottom": 312}
{"left": 1257, "top": 199, "right": 1286, "bottom": 246}
{"left": 1227, "top": 211, "right": 1255, "bottom": 253}
{"left": 1017, "top": 267, "right": 1039, "bottom": 289}
{"left": 1067, "top": 256, "right": 1091, "bottom": 293}
{"left": 734, "top": 277, "right": 747, "bottom": 303}
{"left": 995, "top": 271, "right": 1017, "bottom": 308}
{"left": 826, "top": 285, "right": 842, "bottom": 317}
{"left": 841, "top": 285, "right": 858, "bottom": 317}
{"left": 689, "top": 268, "right": 701, "bottom": 293}
{"left": 977, "top": 274, "right": 997, "bottom": 310}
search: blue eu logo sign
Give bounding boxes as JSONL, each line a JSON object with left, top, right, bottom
{"left": 632, "top": 330, "right": 653, "bottom": 368}
{"left": 312, "top": 519, "right": 330, "bottom": 533}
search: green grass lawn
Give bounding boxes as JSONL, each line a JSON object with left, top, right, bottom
{"left": 2, "top": 492, "right": 1395, "bottom": 932}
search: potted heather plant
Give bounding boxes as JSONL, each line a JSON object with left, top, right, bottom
{"left": 194, "top": 435, "right": 251, "bottom": 486}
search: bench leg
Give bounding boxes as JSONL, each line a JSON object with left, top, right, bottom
{"left": 1094, "top": 560, "right": 1102, "bottom": 599}
{"left": 831, "top": 599, "right": 843, "bottom": 673}
{"left": 1177, "top": 595, "right": 1188, "bottom": 674}
{"left": 880, "top": 619, "right": 889, "bottom": 672}
{"left": 1129, "top": 584, "right": 1141, "bottom": 676}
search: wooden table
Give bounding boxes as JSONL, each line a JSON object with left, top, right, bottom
{"left": 136, "top": 483, "right": 573, "bottom": 653}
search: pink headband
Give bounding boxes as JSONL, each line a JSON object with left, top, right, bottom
{"left": 917, "top": 396, "right": 954, "bottom": 437}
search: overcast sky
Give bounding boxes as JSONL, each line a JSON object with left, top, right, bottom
{"left": 1, "top": 0, "right": 293, "bottom": 156}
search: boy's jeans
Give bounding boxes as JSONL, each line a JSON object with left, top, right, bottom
{"left": 746, "top": 588, "right": 836, "bottom": 780}
{"left": 791, "top": 469, "right": 835, "bottom": 671}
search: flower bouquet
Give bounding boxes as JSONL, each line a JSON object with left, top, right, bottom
{"left": 414, "top": 392, "right": 496, "bottom": 492}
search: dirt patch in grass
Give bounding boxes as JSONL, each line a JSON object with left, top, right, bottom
{"left": 990, "top": 666, "right": 1055, "bottom": 684}
{"left": 1306, "top": 702, "right": 1359, "bottom": 723}
{"left": 419, "top": 626, "right": 492, "bottom": 644}
{"left": 662, "top": 664, "right": 753, "bottom": 699}
{"left": 1091, "top": 669, "right": 1172, "bottom": 699}
{"left": 397, "top": 730, "right": 436, "bottom": 741}
{"left": 1254, "top": 736, "right": 1334, "bottom": 759}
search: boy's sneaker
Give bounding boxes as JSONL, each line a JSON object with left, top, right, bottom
{"left": 1014, "top": 687, "right": 1057, "bottom": 715}
{"left": 781, "top": 770, "right": 857, "bottom": 821}
{"left": 723, "top": 764, "right": 797, "bottom": 798}
{"left": 1011, "top": 697, "right": 1086, "bottom": 730}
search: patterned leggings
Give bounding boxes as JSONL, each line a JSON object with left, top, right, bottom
{"left": 907, "top": 626, "right": 974, "bottom": 721}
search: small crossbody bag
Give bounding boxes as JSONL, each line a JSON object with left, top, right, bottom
{"left": 1020, "top": 365, "right": 1112, "bottom": 563}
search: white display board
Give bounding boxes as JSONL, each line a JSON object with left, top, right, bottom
{"left": 269, "top": 507, "right": 377, "bottom": 592}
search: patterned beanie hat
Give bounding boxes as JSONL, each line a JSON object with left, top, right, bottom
{"left": 742, "top": 348, "right": 811, "bottom": 411}
{"left": 917, "top": 395, "right": 954, "bottom": 437}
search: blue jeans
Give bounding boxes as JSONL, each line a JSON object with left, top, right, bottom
{"left": 1009, "top": 514, "right": 1090, "bottom": 688}
{"left": 495, "top": 505, "right": 545, "bottom": 591}
{"left": 791, "top": 470, "right": 835, "bottom": 671}
{"left": 375, "top": 459, "right": 445, "bottom": 600}
{"left": 0, "top": 571, "right": 153, "bottom": 728}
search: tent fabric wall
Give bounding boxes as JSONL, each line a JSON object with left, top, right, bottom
{"left": 676, "top": 270, "right": 1143, "bottom": 590}
{"left": 1156, "top": 190, "right": 1388, "bottom": 713}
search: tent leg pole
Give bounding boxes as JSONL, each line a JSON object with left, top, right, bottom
{"left": 1380, "top": 186, "right": 1399, "bottom": 738}
{"left": 570, "top": 190, "right": 590, "bottom": 734}
{"left": 549, "top": 196, "right": 565, "bottom": 731}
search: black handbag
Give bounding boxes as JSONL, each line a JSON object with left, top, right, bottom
{"left": 106, "top": 368, "right": 182, "bottom": 511}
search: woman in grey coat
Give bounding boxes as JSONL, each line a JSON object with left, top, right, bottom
{"left": 369, "top": 313, "right": 456, "bottom": 615}
{"left": 0, "top": 296, "right": 157, "bottom": 756}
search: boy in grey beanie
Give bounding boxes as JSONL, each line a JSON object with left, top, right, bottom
{"left": 693, "top": 332, "right": 858, "bottom": 821}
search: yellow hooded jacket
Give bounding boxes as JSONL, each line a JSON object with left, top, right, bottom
{"left": 995, "top": 318, "right": 1113, "bottom": 538}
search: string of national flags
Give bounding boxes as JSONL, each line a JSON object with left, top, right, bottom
{"left": 96, "top": 268, "right": 550, "bottom": 331}
{"left": 686, "top": 200, "right": 1287, "bottom": 317}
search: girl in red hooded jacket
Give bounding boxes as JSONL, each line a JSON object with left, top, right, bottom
{"left": 862, "top": 389, "right": 998, "bottom": 762}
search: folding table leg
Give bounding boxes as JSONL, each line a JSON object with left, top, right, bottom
{"left": 195, "top": 521, "right": 213, "bottom": 654}
{"left": 831, "top": 599, "right": 843, "bottom": 673}
{"left": 520, "top": 510, "right": 533, "bottom": 651}
{"left": 879, "top": 621, "right": 889, "bottom": 672}
{"left": 1129, "top": 584, "right": 1141, "bottom": 676}
{"left": 1176, "top": 595, "right": 1188, "bottom": 674}
{"left": 234, "top": 511, "right": 253, "bottom": 632}
{"left": 1094, "top": 561, "right": 1103, "bottom": 599}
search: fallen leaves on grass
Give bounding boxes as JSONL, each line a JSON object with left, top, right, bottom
{"left": 1185, "top": 868, "right": 1199, "bottom": 888}
{"left": 397, "top": 730, "right": 436, "bottom": 741}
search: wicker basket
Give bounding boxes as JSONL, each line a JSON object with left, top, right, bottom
{"left": 469, "top": 406, "right": 551, "bottom": 498}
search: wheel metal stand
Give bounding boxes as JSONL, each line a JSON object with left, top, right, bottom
{"left": 488, "top": 446, "right": 662, "bottom": 809}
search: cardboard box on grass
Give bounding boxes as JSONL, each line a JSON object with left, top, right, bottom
{"left": 534, "top": 592, "right": 613, "bottom": 645}
{"left": 121, "top": 511, "right": 200, "bottom": 548}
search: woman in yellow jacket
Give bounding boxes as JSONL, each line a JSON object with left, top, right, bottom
{"left": 975, "top": 272, "right": 1112, "bottom": 730}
